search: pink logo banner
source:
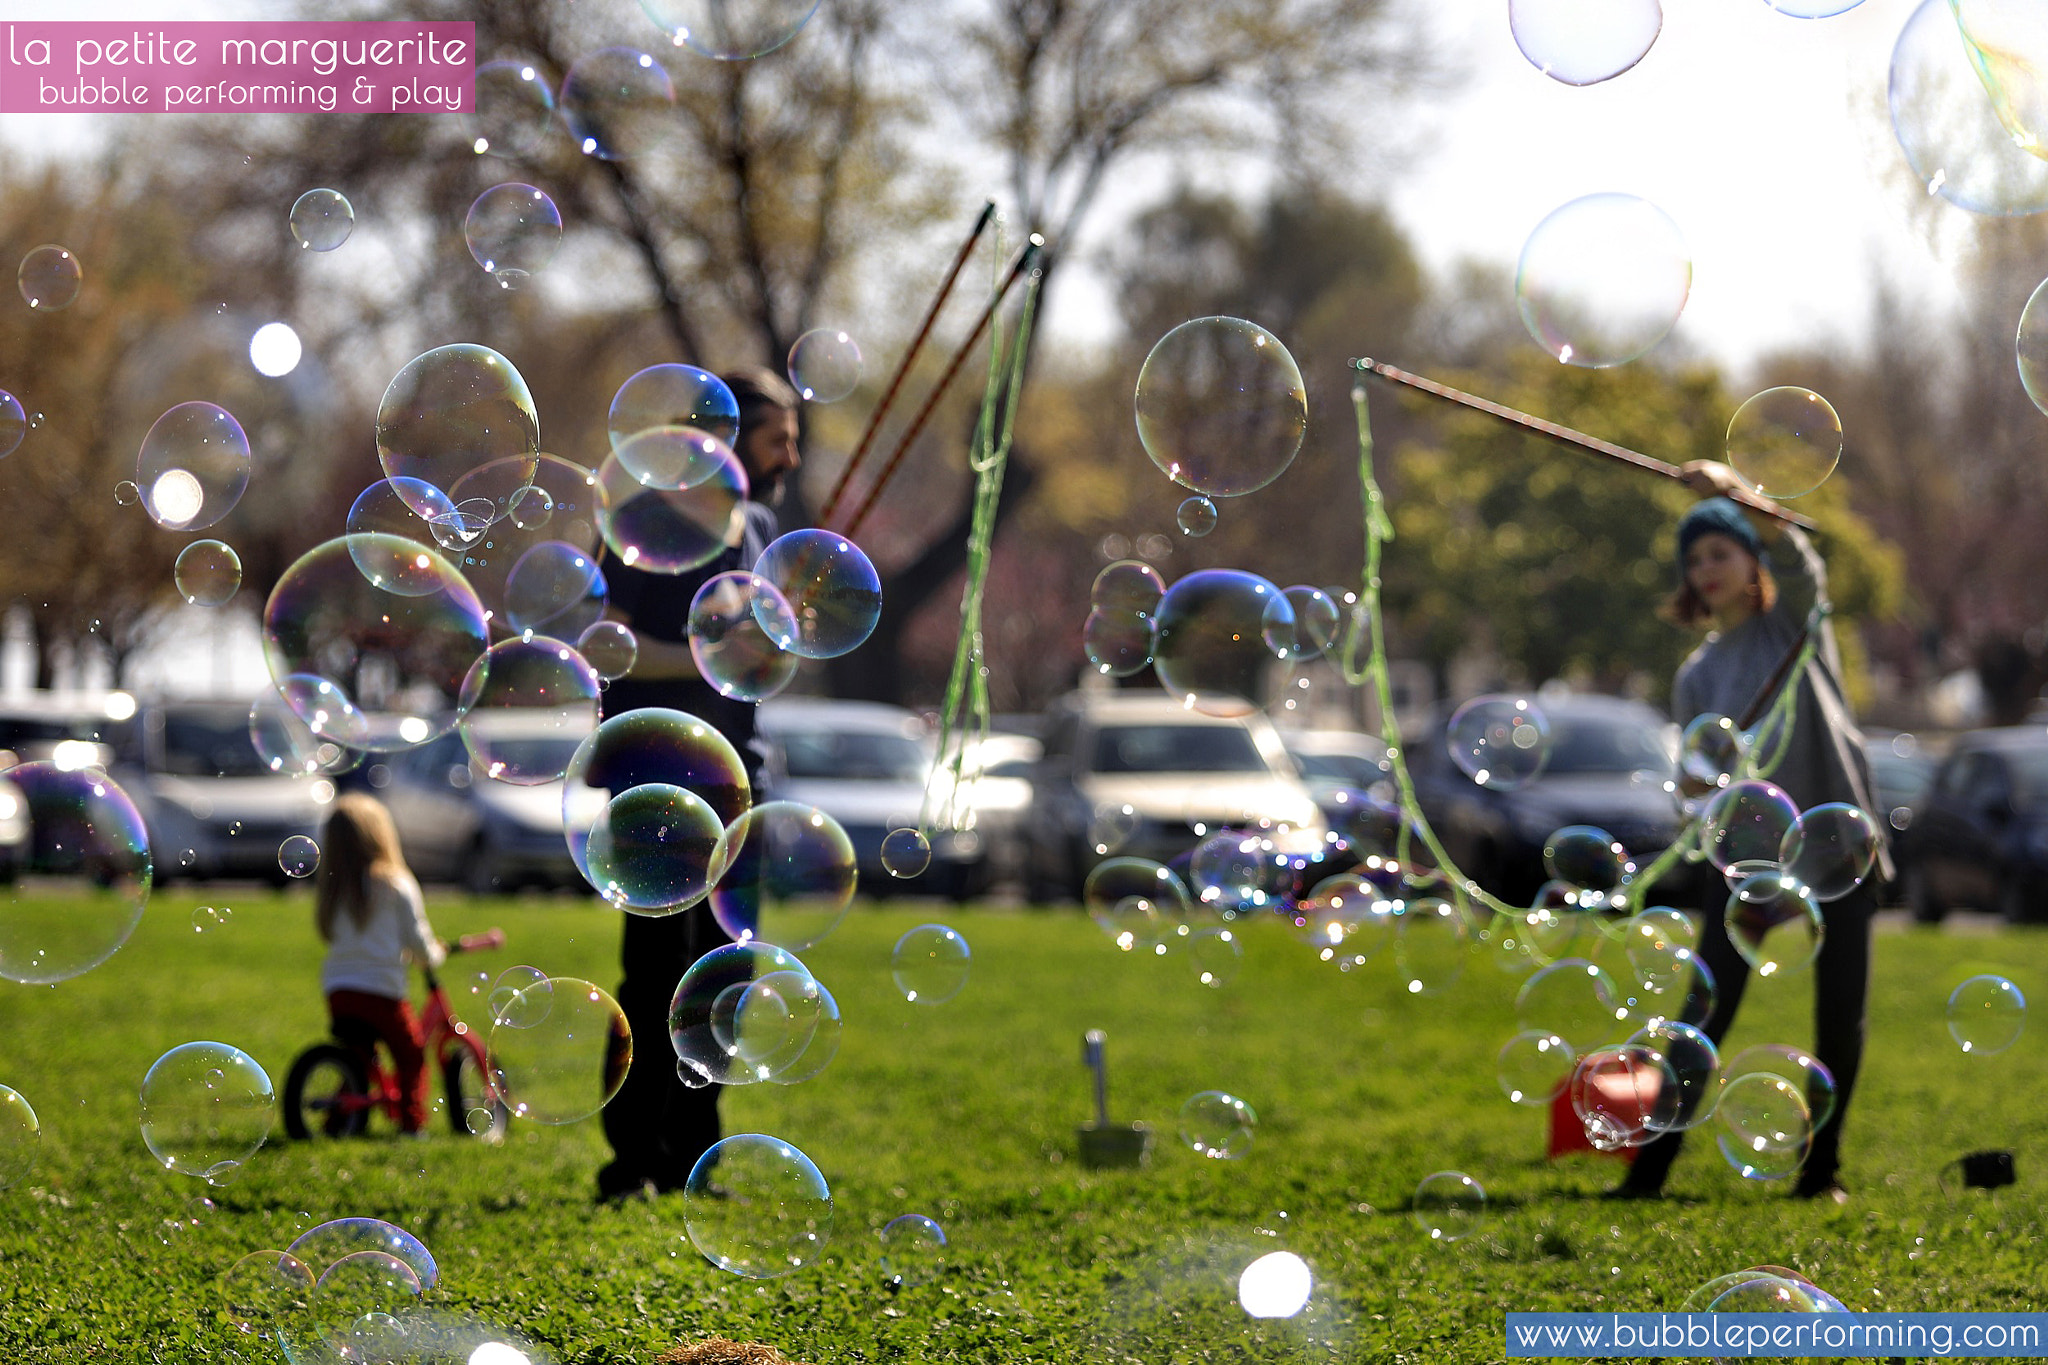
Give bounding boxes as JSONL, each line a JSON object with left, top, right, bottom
{"left": 0, "top": 22, "right": 474, "bottom": 114}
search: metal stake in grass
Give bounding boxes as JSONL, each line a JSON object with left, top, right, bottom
{"left": 1077, "top": 1028, "right": 1152, "bottom": 1169}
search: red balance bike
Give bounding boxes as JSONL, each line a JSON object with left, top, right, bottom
{"left": 282, "top": 930, "right": 511, "bottom": 1143}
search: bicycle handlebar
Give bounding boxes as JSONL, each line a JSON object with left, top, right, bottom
{"left": 451, "top": 929, "right": 505, "bottom": 954}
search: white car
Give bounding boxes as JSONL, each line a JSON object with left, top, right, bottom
{"left": 120, "top": 701, "right": 331, "bottom": 883}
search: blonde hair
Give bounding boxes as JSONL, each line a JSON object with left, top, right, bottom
{"left": 314, "top": 793, "right": 409, "bottom": 942}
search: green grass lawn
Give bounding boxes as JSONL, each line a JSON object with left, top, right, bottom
{"left": 1, "top": 887, "right": 2044, "bottom": 1363}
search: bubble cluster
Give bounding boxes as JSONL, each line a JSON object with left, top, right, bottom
{"left": 288, "top": 189, "right": 354, "bottom": 251}
{"left": 1516, "top": 193, "right": 1690, "bottom": 368}
{"left": 1136, "top": 316, "right": 1308, "bottom": 497}
{"left": 670, "top": 942, "right": 838, "bottom": 1087}
{"left": 683, "top": 1134, "right": 833, "bottom": 1278}
{"left": 139, "top": 1041, "right": 275, "bottom": 1181}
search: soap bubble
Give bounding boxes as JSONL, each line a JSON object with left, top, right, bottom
{"left": 560, "top": 47, "right": 675, "bottom": 160}
{"left": 879, "top": 826, "right": 932, "bottom": 878}
{"left": 430, "top": 499, "right": 496, "bottom": 552}
{"left": 752, "top": 529, "right": 883, "bottom": 659}
{"left": 683, "top": 1134, "right": 832, "bottom": 1278}
{"left": 346, "top": 477, "right": 456, "bottom": 558}
{"left": 262, "top": 535, "right": 489, "bottom": 752}
{"left": 1890, "top": 0, "right": 2048, "bottom": 215}
{"left": 18, "top": 244, "right": 81, "bottom": 310}
{"left": 0, "top": 763, "right": 153, "bottom": 984}
{"left": 1570, "top": 1044, "right": 1676, "bottom": 1150}
{"left": 1447, "top": 694, "right": 1552, "bottom": 790}
{"left": 288, "top": 189, "right": 354, "bottom": 251}
{"left": 879, "top": 1213, "right": 947, "bottom": 1288}
{"left": 1191, "top": 830, "right": 1291, "bottom": 913}
{"left": 1092, "top": 559, "right": 1165, "bottom": 615}
{"left": 1724, "top": 1044, "right": 1836, "bottom": 1131}
{"left": 642, "top": 0, "right": 822, "bottom": 60}
{"left": 689, "top": 570, "right": 800, "bottom": 702}
{"left": 1394, "top": 895, "right": 1470, "bottom": 996}
{"left": 457, "top": 635, "right": 601, "bottom": 785}
{"left": 1189, "top": 926, "right": 1242, "bottom": 988}
{"left": 709, "top": 801, "right": 857, "bottom": 951}
{"left": 218, "top": 1249, "right": 314, "bottom": 1339}
{"left": 1509, "top": 0, "right": 1661, "bottom": 86}
{"left": 1629, "top": 1017, "right": 1721, "bottom": 1133}
{"left": 576, "top": 620, "right": 639, "bottom": 680}
{"left": 307, "top": 1251, "right": 422, "bottom": 1351}
{"left": 1278, "top": 585, "right": 1342, "bottom": 660}
{"left": 486, "top": 977, "right": 630, "bottom": 1124}
{"left": 1238, "top": 1250, "right": 1312, "bottom": 1319}
{"left": 446, "top": 454, "right": 604, "bottom": 621}
{"left": 595, "top": 442, "right": 746, "bottom": 575}
{"left": 612, "top": 425, "right": 739, "bottom": 491}
{"left": 139, "top": 1041, "right": 275, "bottom": 1180}
{"left": 0, "top": 1084, "right": 40, "bottom": 1189}
{"left": 2018, "top": 276, "right": 2048, "bottom": 414}
{"left": 1084, "top": 858, "right": 1191, "bottom": 950}
{"left": 174, "top": 540, "right": 242, "bottom": 606}
{"left": 1949, "top": 1, "right": 2048, "bottom": 159}
{"left": 1715, "top": 1072, "right": 1811, "bottom": 1180}
{"left": 1496, "top": 1031, "right": 1575, "bottom": 1106}
{"left": 1516, "top": 192, "right": 1690, "bottom": 368}
{"left": 504, "top": 541, "right": 607, "bottom": 639}
{"left": 608, "top": 364, "right": 739, "bottom": 450}
{"left": 1412, "top": 1171, "right": 1487, "bottom": 1242}
{"left": 377, "top": 344, "right": 540, "bottom": 517}
{"left": 0, "top": 390, "right": 25, "bottom": 457}
{"left": 1724, "top": 870, "right": 1824, "bottom": 977}
{"left": 1542, "top": 825, "right": 1630, "bottom": 893}
{"left": 1726, "top": 387, "right": 1841, "bottom": 499}
{"left": 1700, "top": 779, "right": 1799, "bottom": 873}
{"left": 1515, "top": 958, "right": 1621, "bottom": 1052}
{"left": 465, "top": 183, "right": 562, "bottom": 284}
{"left": 508, "top": 483, "right": 554, "bottom": 530}
{"left": 1136, "top": 316, "right": 1307, "bottom": 497}
{"left": 138, "top": 402, "right": 250, "bottom": 531}
{"left": 471, "top": 59, "right": 556, "bottom": 159}
{"left": 1778, "top": 802, "right": 1879, "bottom": 901}
{"left": 1947, "top": 974, "right": 2027, "bottom": 1054}
{"left": 1679, "top": 713, "right": 1745, "bottom": 791}
{"left": 584, "top": 783, "right": 727, "bottom": 912}
{"left": 1176, "top": 495, "right": 1218, "bottom": 537}
{"left": 1151, "top": 569, "right": 1294, "bottom": 714}
{"left": 1294, "top": 871, "right": 1395, "bottom": 960}
{"left": 278, "top": 834, "right": 320, "bottom": 878}
{"left": 560, "top": 707, "right": 750, "bottom": 884}
{"left": 285, "top": 1217, "right": 439, "bottom": 1290}
{"left": 1083, "top": 607, "right": 1155, "bottom": 677}
{"left": 1178, "top": 1090, "right": 1255, "bottom": 1158}
{"left": 892, "top": 924, "right": 969, "bottom": 1004}
{"left": 671, "top": 942, "right": 832, "bottom": 1086}
{"left": 787, "top": 328, "right": 862, "bottom": 402}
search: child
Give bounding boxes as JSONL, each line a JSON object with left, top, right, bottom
{"left": 314, "top": 793, "right": 444, "bottom": 1134}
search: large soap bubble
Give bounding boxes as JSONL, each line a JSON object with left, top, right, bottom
{"left": 596, "top": 442, "right": 746, "bottom": 575}
{"left": 559, "top": 47, "right": 675, "bottom": 160}
{"left": 584, "top": 783, "right": 728, "bottom": 913}
{"left": 642, "top": 0, "right": 822, "bottom": 60}
{"left": 139, "top": 1041, "right": 275, "bottom": 1181}
{"left": 1151, "top": 568, "right": 1294, "bottom": 714}
{"left": 0, "top": 763, "right": 153, "bottom": 984}
{"left": 1508, "top": 0, "right": 1661, "bottom": 86}
{"left": 608, "top": 364, "right": 740, "bottom": 450}
{"left": 376, "top": 344, "right": 540, "bottom": 517}
{"left": 1890, "top": 0, "right": 2048, "bottom": 216}
{"left": 690, "top": 570, "right": 800, "bottom": 701}
{"left": 683, "top": 1134, "right": 832, "bottom": 1278}
{"left": 464, "top": 183, "right": 562, "bottom": 283}
{"left": 457, "top": 635, "right": 600, "bottom": 785}
{"left": 1135, "top": 316, "right": 1308, "bottom": 498}
{"left": 1726, "top": 387, "right": 1841, "bottom": 500}
{"left": 560, "top": 708, "right": 751, "bottom": 882}
{"left": 471, "top": 59, "right": 556, "bottom": 159}
{"left": 138, "top": 402, "right": 251, "bottom": 532}
{"left": 1516, "top": 193, "right": 1690, "bottom": 368}
{"left": 486, "top": 976, "right": 631, "bottom": 1123}
{"left": 751, "top": 529, "right": 882, "bottom": 659}
{"left": 709, "top": 801, "right": 857, "bottom": 951}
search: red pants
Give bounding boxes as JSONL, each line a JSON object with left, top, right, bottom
{"left": 327, "top": 990, "right": 430, "bottom": 1134}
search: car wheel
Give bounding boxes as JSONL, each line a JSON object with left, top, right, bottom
{"left": 1904, "top": 864, "right": 1944, "bottom": 925}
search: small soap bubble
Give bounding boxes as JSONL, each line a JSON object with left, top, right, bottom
{"left": 891, "top": 924, "right": 969, "bottom": 1004}
{"left": 1629, "top": 1017, "right": 1721, "bottom": 1133}
{"left": 559, "top": 47, "right": 675, "bottom": 161}
{"left": 114, "top": 479, "right": 141, "bottom": 506}
{"left": 1178, "top": 1090, "right": 1255, "bottom": 1159}
{"left": 289, "top": 190, "right": 354, "bottom": 251}
{"left": 709, "top": 801, "right": 858, "bottom": 952}
{"left": 1570, "top": 1045, "right": 1675, "bottom": 1151}
{"left": 376, "top": 343, "right": 540, "bottom": 518}
{"left": 18, "top": 244, "right": 81, "bottom": 310}
{"left": 1082, "top": 607, "right": 1155, "bottom": 677}
{"left": 508, "top": 483, "right": 554, "bottom": 530}
{"left": 641, "top": 0, "right": 822, "bottom": 60}
{"left": 595, "top": 443, "right": 746, "bottom": 575}
{"left": 1496, "top": 1030, "right": 1575, "bottom": 1106}
{"left": 1091, "top": 559, "right": 1165, "bottom": 615}
{"left": 583, "top": 783, "right": 726, "bottom": 913}
{"left": 1726, "top": 387, "right": 1841, "bottom": 500}
{"left": 139, "top": 1041, "right": 276, "bottom": 1179}
{"left": 1724, "top": 871, "right": 1824, "bottom": 978}
{"left": 1176, "top": 495, "right": 1218, "bottom": 537}
{"left": 752, "top": 529, "right": 883, "bottom": 659}
{"left": 1447, "top": 694, "right": 1552, "bottom": 790}
{"left": 0, "top": 1084, "right": 41, "bottom": 1190}
{"left": 880, "top": 827, "right": 932, "bottom": 879}
{"left": 1516, "top": 193, "right": 1689, "bottom": 368}
{"left": 457, "top": 635, "right": 600, "bottom": 785}
{"left": 219, "top": 1248, "right": 314, "bottom": 1338}
{"left": 689, "top": 570, "right": 799, "bottom": 702}
{"left": 1947, "top": 974, "right": 2026, "bottom": 1055}
{"left": 175, "top": 540, "right": 242, "bottom": 607}
{"left": 787, "top": 329, "right": 862, "bottom": 402}
{"left": 1714, "top": 1072, "right": 1811, "bottom": 1181}
{"left": 1723, "top": 1044, "right": 1836, "bottom": 1130}
{"left": 683, "top": 1134, "right": 832, "bottom": 1279}
{"left": 0, "top": 390, "right": 25, "bottom": 458}
{"left": 1412, "top": 1171, "right": 1487, "bottom": 1242}
{"left": 465, "top": 183, "right": 563, "bottom": 282}
{"left": 1778, "top": 802, "right": 1879, "bottom": 901}
{"left": 1680, "top": 713, "right": 1745, "bottom": 791}
{"left": 1279, "top": 585, "right": 1342, "bottom": 659}
{"left": 503, "top": 540, "right": 607, "bottom": 639}
{"left": 1136, "top": 316, "right": 1307, "bottom": 497}
{"left": 138, "top": 402, "right": 251, "bottom": 531}
{"left": 471, "top": 59, "right": 557, "bottom": 159}
{"left": 878, "top": 1213, "right": 947, "bottom": 1288}
{"left": 1543, "top": 825, "right": 1630, "bottom": 893}
{"left": 191, "top": 906, "right": 224, "bottom": 934}
{"left": 1189, "top": 926, "right": 1241, "bottom": 988}
{"left": 575, "top": 619, "right": 639, "bottom": 681}
{"left": 1514, "top": 959, "right": 1620, "bottom": 1052}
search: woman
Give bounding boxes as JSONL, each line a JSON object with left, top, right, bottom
{"left": 1613, "top": 461, "right": 1890, "bottom": 1204}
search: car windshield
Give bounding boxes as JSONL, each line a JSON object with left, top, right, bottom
{"left": 781, "top": 730, "right": 929, "bottom": 783}
{"left": 160, "top": 711, "right": 273, "bottom": 777}
{"left": 1094, "top": 725, "right": 1267, "bottom": 774}
{"left": 1541, "top": 715, "right": 1671, "bottom": 776}
{"left": 1291, "top": 751, "right": 1386, "bottom": 786}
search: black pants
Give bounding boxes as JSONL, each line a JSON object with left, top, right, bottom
{"left": 1623, "top": 879, "right": 1875, "bottom": 1192}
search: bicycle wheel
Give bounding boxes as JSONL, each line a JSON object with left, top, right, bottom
{"left": 283, "top": 1044, "right": 370, "bottom": 1140}
{"left": 441, "top": 1046, "right": 510, "bottom": 1144}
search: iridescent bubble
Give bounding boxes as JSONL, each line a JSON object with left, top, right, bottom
{"left": 1135, "top": 317, "right": 1307, "bottom": 497}
{"left": 1679, "top": 713, "right": 1745, "bottom": 791}
{"left": 560, "top": 707, "right": 751, "bottom": 883}
{"left": 1178, "top": 1090, "right": 1255, "bottom": 1159}
{"left": 346, "top": 477, "right": 456, "bottom": 562}
{"left": 1778, "top": 802, "right": 1879, "bottom": 901}
{"left": 376, "top": 344, "right": 540, "bottom": 517}
{"left": 1176, "top": 495, "right": 1218, "bottom": 537}
{"left": 465, "top": 183, "right": 563, "bottom": 282}
{"left": 642, "top": 0, "right": 822, "bottom": 60}
{"left": 1543, "top": 825, "right": 1629, "bottom": 892}
{"left": 1514, "top": 958, "right": 1621, "bottom": 1052}
{"left": 1189, "top": 925, "right": 1242, "bottom": 987}
{"left": 1278, "top": 585, "right": 1341, "bottom": 660}
{"left": 1569, "top": 1044, "right": 1676, "bottom": 1150}
{"left": 308, "top": 1251, "right": 421, "bottom": 1351}
{"left": 1629, "top": 1017, "right": 1721, "bottom": 1133}
{"left": 1412, "top": 1171, "right": 1487, "bottom": 1243}
{"left": 1890, "top": 0, "right": 2048, "bottom": 215}
{"left": 613, "top": 425, "right": 737, "bottom": 490}
{"left": 0, "top": 1084, "right": 40, "bottom": 1190}
{"left": 709, "top": 801, "right": 857, "bottom": 951}
{"left": 1724, "top": 1043, "right": 1836, "bottom": 1131}
{"left": 671, "top": 942, "right": 826, "bottom": 1086}
{"left": 1294, "top": 871, "right": 1395, "bottom": 960}
{"left": 1447, "top": 694, "right": 1552, "bottom": 790}
{"left": 457, "top": 635, "right": 601, "bottom": 785}
{"left": 752, "top": 529, "right": 883, "bottom": 659}
{"left": 1715, "top": 1072, "right": 1811, "bottom": 1180}
{"left": 18, "top": 244, "right": 81, "bottom": 310}
{"left": 175, "top": 540, "right": 242, "bottom": 606}
{"left": 787, "top": 328, "right": 862, "bottom": 402}
{"left": 278, "top": 834, "right": 320, "bottom": 878}
{"left": 684, "top": 1134, "right": 832, "bottom": 1279}
{"left": 1508, "top": 0, "right": 1661, "bottom": 85}
{"left": 285, "top": 1217, "right": 439, "bottom": 1291}
{"left": 139, "top": 1041, "right": 275, "bottom": 1180}
{"left": 1724, "top": 870, "right": 1824, "bottom": 978}
{"left": 262, "top": 535, "right": 489, "bottom": 752}
{"left": 1950, "top": 0, "right": 2048, "bottom": 158}
{"left": 486, "top": 976, "right": 630, "bottom": 1124}
{"left": 1516, "top": 192, "right": 1690, "bottom": 368}
{"left": 288, "top": 189, "right": 354, "bottom": 251}
{"left": 1394, "top": 896, "right": 1469, "bottom": 997}
{"left": 1092, "top": 559, "right": 1165, "bottom": 616}
{"left": 471, "top": 59, "right": 557, "bottom": 158}
{"left": 509, "top": 483, "right": 554, "bottom": 530}
{"left": 1496, "top": 1030, "right": 1575, "bottom": 1106}
{"left": 559, "top": 47, "right": 676, "bottom": 160}
{"left": 249, "top": 687, "right": 355, "bottom": 778}
{"left": 504, "top": 541, "right": 607, "bottom": 639}
{"left": 584, "top": 782, "right": 726, "bottom": 912}
{"left": 1084, "top": 858, "right": 1191, "bottom": 950}
{"left": 689, "top": 570, "right": 799, "bottom": 702}
{"left": 892, "top": 924, "right": 969, "bottom": 1004}
{"left": 490, "top": 965, "right": 552, "bottom": 1028}
{"left": 1947, "top": 974, "right": 2027, "bottom": 1054}
{"left": 878, "top": 1213, "right": 947, "bottom": 1288}
{"left": 219, "top": 1249, "right": 315, "bottom": 1339}
{"left": 447, "top": 454, "right": 604, "bottom": 621}
{"left": 1191, "top": 829, "right": 1291, "bottom": 914}
{"left": 137, "top": 402, "right": 250, "bottom": 531}
{"left": 608, "top": 364, "right": 739, "bottom": 450}
{"left": 595, "top": 443, "right": 746, "bottom": 575}
{"left": 0, "top": 390, "right": 25, "bottom": 458}
{"left": 1726, "top": 387, "right": 1841, "bottom": 499}
{"left": 1151, "top": 569, "right": 1294, "bottom": 714}
{"left": 577, "top": 620, "right": 639, "bottom": 681}
{"left": 0, "top": 763, "right": 153, "bottom": 984}
{"left": 1083, "top": 607, "right": 1155, "bottom": 678}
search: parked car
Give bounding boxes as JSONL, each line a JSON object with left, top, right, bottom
{"left": 756, "top": 697, "right": 989, "bottom": 898}
{"left": 1862, "top": 730, "right": 1935, "bottom": 835}
{"left": 1897, "top": 726, "right": 2048, "bottom": 923}
{"left": 1023, "top": 691, "right": 1326, "bottom": 902}
{"left": 1408, "top": 693, "right": 1694, "bottom": 909}
{"left": 928, "top": 730, "right": 1040, "bottom": 890}
{"left": 117, "top": 701, "right": 331, "bottom": 884}
{"left": 1278, "top": 727, "right": 1394, "bottom": 827}
{"left": 0, "top": 690, "right": 136, "bottom": 774}
{"left": 380, "top": 724, "right": 580, "bottom": 894}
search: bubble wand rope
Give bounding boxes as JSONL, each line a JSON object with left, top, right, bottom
{"left": 817, "top": 201, "right": 998, "bottom": 527}
{"left": 837, "top": 236, "right": 1044, "bottom": 539}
